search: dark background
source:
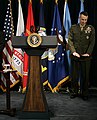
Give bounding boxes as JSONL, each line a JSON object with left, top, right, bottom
{"left": 0, "top": 0, "right": 97, "bottom": 87}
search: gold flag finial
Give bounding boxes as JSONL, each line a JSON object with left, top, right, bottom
{"left": 40, "top": 0, "right": 43, "bottom": 4}
{"left": 55, "top": 0, "right": 58, "bottom": 4}
{"left": 65, "top": 0, "right": 67, "bottom": 2}
{"left": 29, "top": 0, "right": 32, "bottom": 3}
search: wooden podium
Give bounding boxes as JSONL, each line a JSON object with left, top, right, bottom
{"left": 12, "top": 34, "right": 57, "bottom": 119}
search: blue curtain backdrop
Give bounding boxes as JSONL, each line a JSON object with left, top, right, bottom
{"left": 0, "top": 0, "right": 97, "bottom": 87}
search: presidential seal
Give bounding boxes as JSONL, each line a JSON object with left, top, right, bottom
{"left": 27, "top": 33, "right": 42, "bottom": 47}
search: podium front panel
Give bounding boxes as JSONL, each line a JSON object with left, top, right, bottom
{"left": 12, "top": 35, "right": 57, "bottom": 48}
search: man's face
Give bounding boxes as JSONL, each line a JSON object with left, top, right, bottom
{"left": 80, "top": 14, "right": 88, "bottom": 26}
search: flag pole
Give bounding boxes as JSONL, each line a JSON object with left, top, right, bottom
{"left": 9, "top": 0, "right": 14, "bottom": 37}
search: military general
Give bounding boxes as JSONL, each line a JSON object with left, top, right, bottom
{"left": 68, "top": 11, "right": 95, "bottom": 100}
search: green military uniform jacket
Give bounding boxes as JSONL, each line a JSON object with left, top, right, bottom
{"left": 68, "top": 24, "right": 95, "bottom": 57}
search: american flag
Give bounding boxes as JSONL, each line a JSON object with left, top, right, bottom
{"left": 1, "top": 0, "right": 19, "bottom": 91}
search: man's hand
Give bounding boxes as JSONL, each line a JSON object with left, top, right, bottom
{"left": 73, "top": 52, "right": 80, "bottom": 58}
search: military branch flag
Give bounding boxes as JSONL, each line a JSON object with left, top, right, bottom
{"left": 38, "top": 0, "right": 48, "bottom": 86}
{"left": 39, "top": 0, "right": 45, "bottom": 30}
{"left": 63, "top": 0, "right": 71, "bottom": 40}
{"left": 12, "top": 0, "right": 24, "bottom": 78}
{"left": 48, "top": 1, "right": 69, "bottom": 92}
{"left": 63, "top": 0, "right": 71, "bottom": 75}
{"left": 22, "top": 0, "right": 35, "bottom": 93}
{"left": 1, "top": 0, "right": 19, "bottom": 91}
{"left": 78, "top": 0, "right": 84, "bottom": 23}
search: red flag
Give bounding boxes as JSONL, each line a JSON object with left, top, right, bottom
{"left": 22, "top": 0, "right": 35, "bottom": 93}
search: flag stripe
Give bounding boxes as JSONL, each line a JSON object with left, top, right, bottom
{"left": 5, "top": 41, "right": 12, "bottom": 57}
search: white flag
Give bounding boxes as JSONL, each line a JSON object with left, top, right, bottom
{"left": 12, "top": 0, "right": 24, "bottom": 77}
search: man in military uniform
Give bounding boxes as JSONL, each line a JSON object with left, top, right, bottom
{"left": 68, "top": 11, "right": 95, "bottom": 100}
